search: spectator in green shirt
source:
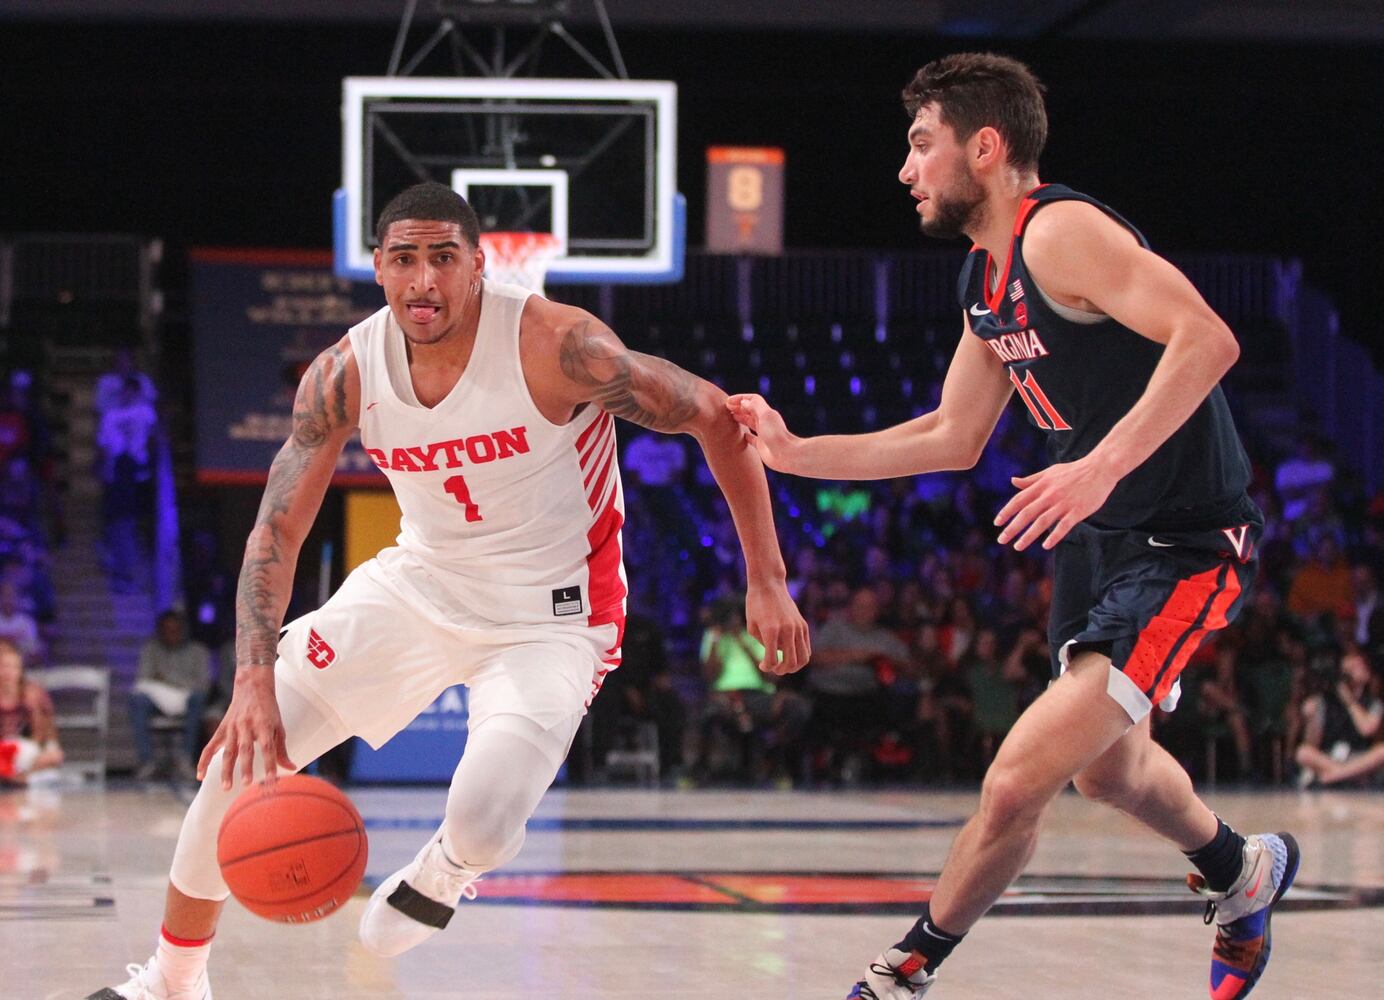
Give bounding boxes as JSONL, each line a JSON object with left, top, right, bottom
{"left": 695, "top": 597, "right": 810, "bottom": 786}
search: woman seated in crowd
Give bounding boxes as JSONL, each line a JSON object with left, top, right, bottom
{"left": 1294, "top": 645, "right": 1381, "bottom": 787}
{"left": 0, "top": 637, "right": 63, "bottom": 785}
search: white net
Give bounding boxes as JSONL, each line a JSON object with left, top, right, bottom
{"left": 479, "top": 231, "right": 561, "bottom": 295}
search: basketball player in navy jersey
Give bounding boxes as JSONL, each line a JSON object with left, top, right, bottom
{"left": 88, "top": 182, "right": 809, "bottom": 1000}
{"left": 731, "top": 53, "right": 1296, "bottom": 999}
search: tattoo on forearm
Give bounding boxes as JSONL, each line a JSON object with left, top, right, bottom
{"left": 559, "top": 320, "right": 701, "bottom": 431}
{"left": 236, "top": 345, "right": 349, "bottom": 667}
{"left": 291, "top": 342, "right": 348, "bottom": 448}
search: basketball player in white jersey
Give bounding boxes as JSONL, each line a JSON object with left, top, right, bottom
{"left": 89, "top": 182, "right": 809, "bottom": 1000}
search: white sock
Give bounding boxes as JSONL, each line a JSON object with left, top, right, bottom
{"left": 155, "top": 925, "right": 212, "bottom": 993}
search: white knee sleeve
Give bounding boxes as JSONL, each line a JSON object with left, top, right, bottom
{"left": 439, "top": 713, "right": 571, "bottom": 873}
{"left": 169, "top": 680, "right": 351, "bottom": 901}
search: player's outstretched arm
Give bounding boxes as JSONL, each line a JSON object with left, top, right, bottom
{"left": 727, "top": 329, "right": 1012, "bottom": 480}
{"left": 554, "top": 313, "right": 810, "bottom": 675}
{"left": 992, "top": 202, "right": 1242, "bottom": 551}
{"left": 201, "top": 338, "right": 361, "bottom": 790}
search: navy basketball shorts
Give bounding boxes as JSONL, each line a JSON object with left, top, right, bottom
{"left": 1048, "top": 495, "right": 1262, "bottom": 723}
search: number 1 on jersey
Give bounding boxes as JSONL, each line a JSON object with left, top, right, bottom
{"left": 444, "top": 475, "right": 483, "bottom": 522}
{"left": 1009, "top": 368, "right": 1072, "bottom": 431}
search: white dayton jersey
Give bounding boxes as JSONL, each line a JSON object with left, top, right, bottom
{"left": 347, "top": 279, "right": 627, "bottom": 640}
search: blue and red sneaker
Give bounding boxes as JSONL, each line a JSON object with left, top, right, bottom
{"left": 844, "top": 947, "right": 936, "bottom": 998}
{"left": 1189, "top": 832, "right": 1300, "bottom": 999}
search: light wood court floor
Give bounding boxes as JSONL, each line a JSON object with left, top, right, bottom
{"left": 4, "top": 783, "right": 1381, "bottom": 998}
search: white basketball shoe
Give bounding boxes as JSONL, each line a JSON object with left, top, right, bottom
{"left": 359, "top": 834, "right": 482, "bottom": 957}
{"left": 85, "top": 959, "right": 212, "bottom": 1000}
{"left": 845, "top": 947, "right": 937, "bottom": 998}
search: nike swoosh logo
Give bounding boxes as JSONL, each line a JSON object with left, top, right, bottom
{"left": 366, "top": 401, "right": 381, "bottom": 411}
{"left": 1244, "top": 869, "right": 1265, "bottom": 899}
{"left": 968, "top": 304, "right": 991, "bottom": 317}
{"left": 1148, "top": 537, "right": 1175, "bottom": 548}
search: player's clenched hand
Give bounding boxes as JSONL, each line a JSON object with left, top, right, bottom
{"left": 745, "top": 581, "right": 811, "bottom": 676}
{"left": 994, "top": 457, "right": 1119, "bottom": 551}
{"left": 726, "top": 394, "right": 797, "bottom": 472}
{"left": 198, "top": 666, "right": 296, "bottom": 791}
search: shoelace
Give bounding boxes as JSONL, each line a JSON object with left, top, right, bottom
{"left": 123, "top": 962, "right": 156, "bottom": 999}
{"left": 1187, "top": 873, "right": 1224, "bottom": 926}
{"left": 1202, "top": 898, "right": 1218, "bottom": 925}
{"left": 1189, "top": 866, "right": 1270, "bottom": 928}
{"left": 122, "top": 960, "right": 205, "bottom": 1000}
{"left": 1213, "top": 930, "right": 1259, "bottom": 969}
{"left": 860, "top": 960, "right": 924, "bottom": 997}
{"left": 431, "top": 867, "right": 481, "bottom": 902}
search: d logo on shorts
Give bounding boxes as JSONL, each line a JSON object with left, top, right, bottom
{"left": 306, "top": 628, "right": 337, "bottom": 670}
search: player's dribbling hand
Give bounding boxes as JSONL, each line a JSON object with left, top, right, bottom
{"left": 994, "top": 457, "right": 1119, "bottom": 551}
{"left": 745, "top": 581, "right": 811, "bottom": 676}
{"left": 725, "top": 394, "right": 796, "bottom": 472}
{"left": 197, "top": 666, "right": 297, "bottom": 791}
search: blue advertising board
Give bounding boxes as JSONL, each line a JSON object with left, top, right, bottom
{"left": 349, "top": 684, "right": 471, "bottom": 783}
{"left": 190, "top": 248, "right": 385, "bottom": 485}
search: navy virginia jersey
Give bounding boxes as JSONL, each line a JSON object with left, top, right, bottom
{"left": 959, "top": 184, "right": 1250, "bottom": 530}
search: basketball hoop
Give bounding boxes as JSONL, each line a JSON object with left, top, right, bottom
{"left": 480, "top": 231, "right": 562, "bottom": 295}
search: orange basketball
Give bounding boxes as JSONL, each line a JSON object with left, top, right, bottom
{"left": 216, "top": 773, "right": 368, "bottom": 923}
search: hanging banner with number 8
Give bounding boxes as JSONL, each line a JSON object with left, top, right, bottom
{"left": 706, "top": 146, "right": 785, "bottom": 254}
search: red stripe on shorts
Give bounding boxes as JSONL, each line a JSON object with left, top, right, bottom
{"left": 1147, "top": 566, "right": 1241, "bottom": 705}
{"left": 1121, "top": 566, "right": 1225, "bottom": 698}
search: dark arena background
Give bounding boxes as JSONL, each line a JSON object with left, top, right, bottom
{"left": 1, "top": 2, "right": 1381, "bottom": 997}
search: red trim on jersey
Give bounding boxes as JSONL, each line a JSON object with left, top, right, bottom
{"left": 580, "top": 432, "right": 606, "bottom": 471}
{"left": 1012, "top": 186, "right": 1050, "bottom": 236}
{"left": 574, "top": 417, "right": 626, "bottom": 687}
{"left": 579, "top": 416, "right": 613, "bottom": 470}
{"left": 982, "top": 250, "right": 1006, "bottom": 314}
{"left": 586, "top": 447, "right": 617, "bottom": 507}
{"left": 583, "top": 433, "right": 615, "bottom": 486}
{"left": 584, "top": 487, "right": 627, "bottom": 630}
{"left": 575, "top": 411, "right": 610, "bottom": 453}
{"left": 983, "top": 184, "right": 1050, "bottom": 313}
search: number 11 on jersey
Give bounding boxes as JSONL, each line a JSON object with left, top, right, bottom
{"left": 1009, "top": 368, "right": 1071, "bottom": 431}
{"left": 444, "top": 475, "right": 483, "bottom": 522}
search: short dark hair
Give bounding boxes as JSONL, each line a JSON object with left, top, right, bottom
{"left": 374, "top": 181, "right": 481, "bottom": 249}
{"left": 902, "top": 52, "right": 1047, "bottom": 172}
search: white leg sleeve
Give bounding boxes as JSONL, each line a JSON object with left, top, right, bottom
{"left": 169, "top": 680, "right": 352, "bottom": 901}
{"left": 438, "top": 713, "right": 571, "bottom": 873}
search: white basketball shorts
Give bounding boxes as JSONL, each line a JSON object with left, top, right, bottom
{"left": 274, "top": 558, "right": 619, "bottom": 752}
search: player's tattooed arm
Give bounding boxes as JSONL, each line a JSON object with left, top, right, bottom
{"left": 209, "top": 339, "right": 358, "bottom": 788}
{"left": 235, "top": 339, "right": 360, "bottom": 671}
{"left": 557, "top": 318, "right": 706, "bottom": 432}
{"left": 555, "top": 312, "right": 809, "bottom": 674}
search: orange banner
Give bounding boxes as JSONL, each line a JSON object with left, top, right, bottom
{"left": 707, "top": 146, "right": 785, "bottom": 165}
